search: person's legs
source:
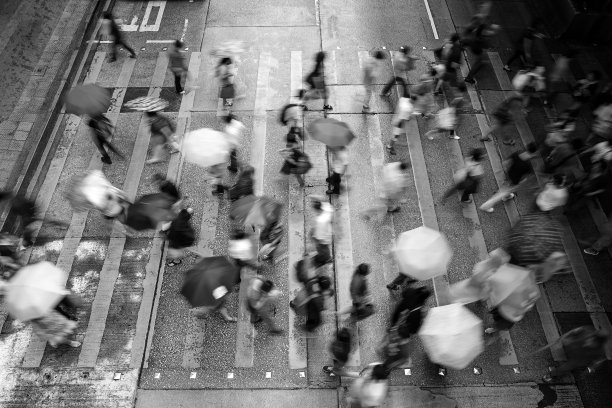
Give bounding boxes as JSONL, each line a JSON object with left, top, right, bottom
{"left": 326, "top": 172, "right": 341, "bottom": 194}
{"left": 504, "top": 49, "right": 524, "bottom": 69}
{"left": 258, "top": 306, "right": 282, "bottom": 333}
{"left": 147, "top": 143, "right": 165, "bottom": 164}
{"left": 92, "top": 134, "right": 111, "bottom": 163}
{"left": 441, "top": 184, "right": 459, "bottom": 202}
{"left": 460, "top": 188, "right": 472, "bottom": 203}
{"left": 465, "top": 53, "right": 484, "bottom": 82}
{"left": 109, "top": 42, "right": 118, "bottom": 62}
{"left": 381, "top": 76, "right": 406, "bottom": 96}
{"left": 294, "top": 173, "right": 305, "bottom": 186}
{"left": 118, "top": 39, "right": 136, "bottom": 57}
{"left": 314, "top": 241, "right": 332, "bottom": 267}
{"left": 363, "top": 85, "right": 373, "bottom": 110}
{"left": 174, "top": 72, "right": 184, "bottom": 93}
{"left": 228, "top": 148, "right": 238, "bottom": 172}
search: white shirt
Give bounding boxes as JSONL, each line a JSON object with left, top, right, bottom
{"left": 536, "top": 183, "right": 568, "bottom": 211}
{"left": 228, "top": 238, "right": 253, "bottom": 261}
{"left": 313, "top": 202, "right": 333, "bottom": 244}
{"left": 395, "top": 97, "right": 414, "bottom": 122}
{"left": 224, "top": 119, "right": 245, "bottom": 148}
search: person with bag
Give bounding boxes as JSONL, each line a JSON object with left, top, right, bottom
{"left": 278, "top": 139, "right": 311, "bottom": 186}
{"left": 101, "top": 11, "right": 136, "bottom": 62}
{"left": 88, "top": 114, "right": 124, "bottom": 165}
{"left": 165, "top": 208, "right": 195, "bottom": 267}
{"left": 290, "top": 274, "right": 334, "bottom": 332}
{"left": 326, "top": 146, "right": 349, "bottom": 195}
{"left": 434, "top": 33, "right": 464, "bottom": 96}
{"left": 543, "top": 138, "right": 583, "bottom": 179}
{"left": 304, "top": 51, "right": 332, "bottom": 111}
{"left": 463, "top": 21, "right": 500, "bottom": 85}
{"left": 323, "top": 328, "right": 360, "bottom": 377}
{"left": 168, "top": 40, "right": 188, "bottom": 94}
{"left": 380, "top": 46, "right": 415, "bottom": 97}
{"left": 246, "top": 277, "right": 283, "bottom": 334}
{"left": 145, "top": 111, "right": 180, "bottom": 164}
{"left": 425, "top": 97, "right": 463, "bottom": 140}
{"left": 337, "top": 264, "right": 374, "bottom": 323}
{"left": 346, "top": 363, "right": 390, "bottom": 408}
{"left": 223, "top": 113, "right": 246, "bottom": 172}
{"left": 441, "top": 147, "right": 484, "bottom": 204}
{"left": 361, "top": 51, "right": 386, "bottom": 113}
{"left": 228, "top": 165, "right": 255, "bottom": 201}
{"left": 54, "top": 291, "right": 83, "bottom": 322}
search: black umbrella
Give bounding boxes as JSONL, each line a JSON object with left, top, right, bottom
{"left": 124, "top": 193, "right": 174, "bottom": 231}
{"left": 181, "top": 256, "right": 239, "bottom": 307}
{"left": 505, "top": 213, "right": 564, "bottom": 266}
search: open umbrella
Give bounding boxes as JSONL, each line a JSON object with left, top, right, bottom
{"left": 181, "top": 256, "right": 239, "bottom": 307}
{"left": 124, "top": 96, "right": 169, "bottom": 112}
{"left": 307, "top": 118, "right": 356, "bottom": 147}
{"left": 5, "top": 262, "right": 68, "bottom": 321}
{"left": 182, "top": 128, "right": 230, "bottom": 168}
{"left": 418, "top": 303, "right": 484, "bottom": 370}
{"left": 65, "top": 170, "right": 116, "bottom": 212}
{"left": 230, "top": 195, "right": 282, "bottom": 229}
{"left": 505, "top": 213, "right": 564, "bottom": 267}
{"left": 124, "top": 193, "right": 174, "bottom": 231}
{"left": 65, "top": 84, "right": 111, "bottom": 116}
{"left": 394, "top": 226, "right": 453, "bottom": 280}
{"left": 488, "top": 263, "right": 540, "bottom": 320}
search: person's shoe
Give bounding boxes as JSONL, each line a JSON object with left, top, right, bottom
{"left": 484, "top": 327, "right": 497, "bottom": 334}
{"left": 269, "top": 328, "right": 284, "bottom": 335}
{"left": 68, "top": 340, "right": 82, "bottom": 348}
{"left": 542, "top": 374, "right": 553, "bottom": 383}
{"left": 385, "top": 144, "right": 396, "bottom": 155}
{"left": 101, "top": 156, "right": 112, "bottom": 164}
{"left": 322, "top": 365, "right": 334, "bottom": 374}
{"left": 502, "top": 139, "right": 516, "bottom": 146}
{"left": 108, "top": 57, "right": 117, "bottom": 63}
{"left": 129, "top": 53, "right": 137, "bottom": 59}
{"left": 480, "top": 137, "right": 492, "bottom": 142}
{"left": 179, "top": 90, "right": 186, "bottom": 95}
{"left": 584, "top": 247, "right": 600, "bottom": 256}
{"left": 482, "top": 207, "right": 494, "bottom": 213}
{"left": 326, "top": 189, "right": 339, "bottom": 195}
{"left": 502, "top": 193, "right": 515, "bottom": 202}
{"left": 449, "top": 134, "right": 460, "bottom": 140}
{"left": 464, "top": 78, "right": 475, "bottom": 84}
{"left": 387, "top": 206, "right": 400, "bottom": 213}
{"left": 362, "top": 105, "right": 370, "bottom": 113}
{"left": 386, "top": 283, "right": 400, "bottom": 290}
{"left": 502, "top": 65, "right": 511, "bottom": 72}
{"left": 323, "top": 104, "right": 333, "bottom": 110}
{"left": 380, "top": 92, "right": 391, "bottom": 97}
{"left": 146, "top": 158, "right": 162, "bottom": 165}
{"left": 461, "top": 198, "right": 472, "bottom": 203}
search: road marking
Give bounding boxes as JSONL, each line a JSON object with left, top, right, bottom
{"left": 77, "top": 54, "right": 167, "bottom": 368}
{"left": 140, "top": 1, "right": 166, "bottom": 32}
{"left": 490, "top": 52, "right": 612, "bottom": 359}
{"left": 21, "top": 57, "right": 136, "bottom": 368}
{"left": 88, "top": 40, "right": 113, "bottom": 44}
{"left": 235, "top": 52, "right": 271, "bottom": 368}
{"left": 180, "top": 19, "right": 188, "bottom": 42}
{"left": 287, "top": 51, "right": 307, "bottom": 369}
{"left": 145, "top": 40, "right": 176, "bottom": 44}
{"left": 423, "top": 0, "right": 439, "bottom": 39}
{"left": 122, "top": 16, "right": 140, "bottom": 32}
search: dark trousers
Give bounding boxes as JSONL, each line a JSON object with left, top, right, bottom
{"left": 313, "top": 240, "right": 332, "bottom": 268}
{"left": 465, "top": 52, "right": 484, "bottom": 81}
{"left": 326, "top": 172, "right": 341, "bottom": 193}
{"left": 228, "top": 148, "right": 238, "bottom": 171}
{"left": 505, "top": 49, "right": 526, "bottom": 67}
{"left": 173, "top": 72, "right": 184, "bottom": 93}
{"left": 92, "top": 133, "right": 122, "bottom": 161}
{"left": 443, "top": 184, "right": 472, "bottom": 202}
{"left": 381, "top": 76, "right": 408, "bottom": 97}
{"left": 110, "top": 38, "right": 136, "bottom": 60}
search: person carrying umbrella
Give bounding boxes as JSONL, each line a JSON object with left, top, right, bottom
{"left": 88, "top": 114, "right": 124, "bottom": 165}
{"left": 145, "top": 110, "right": 180, "bottom": 165}
{"left": 323, "top": 328, "right": 360, "bottom": 377}
{"left": 326, "top": 146, "right": 349, "bottom": 195}
{"left": 223, "top": 113, "right": 246, "bottom": 172}
{"left": 168, "top": 40, "right": 188, "bottom": 95}
{"left": 310, "top": 196, "right": 333, "bottom": 268}
{"left": 246, "top": 277, "right": 283, "bottom": 334}
{"left": 101, "top": 12, "right": 136, "bottom": 62}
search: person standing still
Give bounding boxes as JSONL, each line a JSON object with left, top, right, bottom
{"left": 362, "top": 51, "right": 386, "bottom": 113}
{"left": 101, "top": 12, "right": 136, "bottom": 62}
{"left": 310, "top": 197, "right": 333, "bottom": 268}
{"left": 168, "top": 40, "right": 188, "bottom": 95}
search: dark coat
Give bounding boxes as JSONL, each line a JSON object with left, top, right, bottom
{"left": 167, "top": 210, "right": 195, "bottom": 249}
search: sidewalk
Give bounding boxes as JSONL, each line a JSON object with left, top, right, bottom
{"left": 0, "top": 0, "right": 104, "bottom": 226}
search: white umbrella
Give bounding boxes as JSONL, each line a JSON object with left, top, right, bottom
{"left": 394, "top": 226, "right": 452, "bottom": 280}
{"left": 488, "top": 263, "right": 540, "bottom": 320}
{"left": 5, "top": 262, "right": 68, "bottom": 321}
{"left": 182, "top": 128, "right": 231, "bottom": 168}
{"left": 418, "top": 303, "right": 484, "bottom": 370}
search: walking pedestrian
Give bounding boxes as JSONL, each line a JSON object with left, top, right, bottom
{"left": 101, "top": 12, "right": 136, "bottom": 62}
{"left": 228, "top": 165, "right": 255, "bottom": 201}
{"left": 326, "top": 146, "right": 348, "bottom": 195}
{"left": 463, "top": 20, "right": 500, "bottom": 84}
{"left": 434, "top": 33, "right": 464, "bottom": 96}
{"left": 410, "top": 77, "right": 436, "bottom": 119}
{"left": 323, "top": 328, "right": 360, "bottom": 377}
{"left": 304, "top": 51, "right": 332, "bottom": 111}
{"left": 88, "top": 114, "right": 124, "bottom": 165}
{"left": 290, "top": 272, "right": 334, "bottom": 332}
{"left": 30, "top": 309, "right": 81, "bottom": 348}
{"left": 361, "top": 160, "right": 410, "bottom": 221}
{"left": 208, "top": 163, "right": 227, "bottom": 197}
{"left": 337, "top": 263, "right": 375, "bottom": 322}
{"left": 362, "top": 51, "right": 386, "bottom": 113}
{"left": 216, "top": 57, "right": 236, "bottom": 108}
{"left": 246, "top": 277, "right": 283, "bottom": 334}
{"left": 310, "top": 196, "right": 333, "bottom": 268}
{"left": 480, "top": 142, "right": 538, "bottom": 213}
{"left": 425, "top": 97, "right": 463, "bottom": 140}
{"left": 380, "top": 46, "right": 415, "bottom": 97}
{"left": 535, "top": 174, "right": 569, "bottom": 212}
{"left": 223, "top": 113, "right": 245, "bottom": 172}
{"left": 386, "top": 86, "right": 412, "bottom": 155}
{"left": 479, "top": 95, "right": 523, "bottom": 144}
{"left": 512, "top": 66, "right": 546, "bottom": 110}
{"left": 441, "top": 147, "right": 484, "bottom": 204}
{"left": 546, "top": 51, "right": 575, "bottom": 105}
{"left": 346, "top": 363, "right": 390, "bottom": 408}
{"left": 502, "top": 19, "right": 544, "bottom": 72}
{"left": 543, "top": 139, "right": 583, "bottom": 179}
{"left": 168, "top": 40, "right": 188, "bottom": 95}
{"left": 145, "top": 111, "right": 180, "bottom": 164}
{"left": 228, "top": 230, "right": 260, "bottom": 273}
{"left": 165, "top": 208, "right": 195, "bottom": 267}
{"left": 278, "top": 138, "right": 311, "bottom": 187}
{"left": 583, "top": 220, "right": 612, "bottom": 256}
{"left": 279, "top": 97, "right": 305, "bottom": 129}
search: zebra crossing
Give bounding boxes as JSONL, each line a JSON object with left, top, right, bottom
{"left": 0, "top": 46, "right": 606, "bottom": 387}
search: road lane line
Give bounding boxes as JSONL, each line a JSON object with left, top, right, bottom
{"left": 489, "top": 52, "right": 612, "bottom": 359}
{"left": 423, "top": 0, "right": 439, "bottom": 39}
{"left": 139, "top": 1, "right": 166, "bottom": 32}
{"left": 145, "top": 40, "right": 176, "bottom": 44}
{"left": 21, "top": 57, "right": 136, "bottom": 368}
{"left": 137, "top": 52, "right": 202, "bottom": 369}
{"left": 77, "top": 53, "right": 167, "bottom": 367}
{"left": 234, "top": 52, "right": 271, "bottom": 368}
{"left": 180, "top": 19, "right": 188, "bottom": 42}
{"left": 288, "top": 51, "right": 307, "bottom": 369}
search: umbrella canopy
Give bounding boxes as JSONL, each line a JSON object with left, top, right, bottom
{"left": 181, "top": 256, "right": 239, "bottom": 307}
{"left": 65, "top": 170, "right": 115, "bottom": 212}
{"left": 123, "top": 96, "right": 169, "bottom": 112}
{"left": 307, "top": 118, "right": 356, "bottom": 147}
{"left": 124, "top": 193, "right": 174, "bottom": 231}
{"left": 209, "top": 40, "right": 247, "bottom": 58}
{"left": 65, "top": 84, "right": 111, "bottom": 116}
{"left": 182, "top": 128, "right": 230, "bottom": 168}
{"left": 418, "top": 303, "right": 484, "bottom": 370}
{"left": 5, "top": 262, "right": 68, "bottom": 321}
{"left": 505, "top": 213, "right": 564, "bottom": 267}
{"left": 489, "top": 263, "right": 540, "bottom": 319}
{"left": 394, "top": 226, "right": 453, "bottom": 280}
{"left": 230, "top": 195, "right": 282, "bottom": 229}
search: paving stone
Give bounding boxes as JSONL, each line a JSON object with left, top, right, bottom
{"left": 13, "top": 130, "right": 29, "bottom": 141}
{"left": 8, "top": 140, "right": 25, "bottom": 151}
{"left": 17, "top": 122, "right": 33, "bottom": 132}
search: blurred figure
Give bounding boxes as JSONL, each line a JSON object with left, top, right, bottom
{"left": 546, "top": 51, "right": 575, "bottom": 105}
{"left": 543, "top": 327, "right": 609, "bottom": 382}
{"left": 441, "top": 148, "right": 485, "bottom": 204}
{"left": 228, "top": 165, "right": 255, "bottom": 201}
{"left": 583, "top": 220, "right": 612, "bottom": 256}
{"left": 228, "top": 230, "right": 259, "bottom": 273}
{"left": 145, "top": 111, "right": 179, "bottom": 164}
{"left": 463, "top": 9, "right": 500, "bottom": 84}
{"left": 223, "top": 113, "right": 246, "bottom": 172}
{"left": 411, "top": 76, "right": 436, "bottom": 119}
{"left": 290, "top": 272, "right": 334, "bottom": 332}
{"left": 380, "top": 46, "right": 415, "bottom": 97}
{"left": 326, "top": 146, "right": 349, "bottom": 195}
{"left": 426, "top": 97, "right": 463, "bottom": 140}
{"left": 479, "top": 95, "right": 523, "bottom": 144}
{"left": 30, "top": 309, "right": 81, "bottom": 348}
{"left": 310, "top": 196, "right": 333, "bottom": 268}
{"left": 512, "top": 66, "right": 546, "bottom": 110}
{"left": 362, "top": 51, "right": 386, "bottom": 113}
{"left": 88, "top": 114, "right": 124, "bottom": 165}
{"left": 535, "top": 174, "right": 569, "bottom": 212}
{"left": 434, "top": 33, "right": 464, "bottom": 96}
{"left": 216, "top": 57, "right": 236, "bottom": 108}
{"left": 337, "top": 263, "right": 374, "bottom": 323}
{"left": 386, "top": 85, "right": 412, "bottom": 155}
{"left": 208, "top": 163, "right": 227, "bottom": 197}
{"left": 304, "top": 51, "right": 332, "bottom": 111}
{"left": 168, "top": 40, "right": 188, "bottom": 94}
{"left": 346, "top": 363, "right": 390, "bottom": 408}
{"left": 502, "top": 19, "right": 544, "bottom": 72}
{"left": 323, "top": 328, "right": 360, "bottom": 377}
{"left": 165, "top": 208, "right": 195, "bottom": 267}
{"left": 246, "top": 277, "right": 282, "bottom": 334}
{"left": 278, "top": 136, "right": 310, "bottom": 186}
{"left": 101, "top": 12, "right": 136, "bottom": 62}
